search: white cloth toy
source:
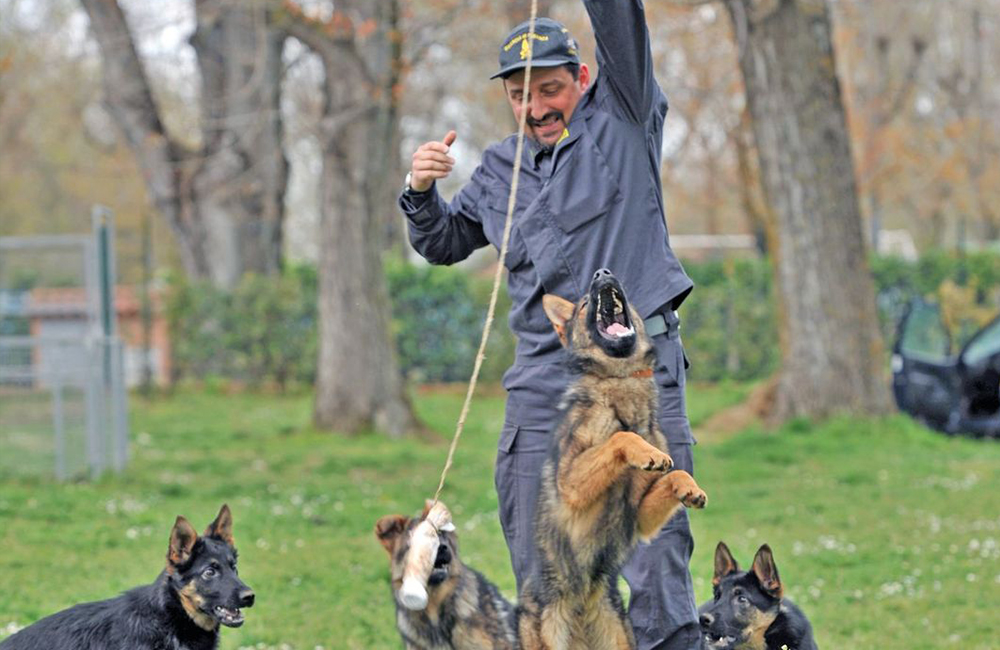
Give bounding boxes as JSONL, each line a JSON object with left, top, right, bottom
{"left": 398, "top": 501, "right": 456, "bottom": 611}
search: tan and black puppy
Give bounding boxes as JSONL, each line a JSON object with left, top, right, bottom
{"left": 699, "top": 542, "right": 817, "bottom": 650}
{"left": 1, "top": 505, "right": 253, "bottom": 650}
{"left": 516, "top": 268, "right": 707, "bottom": 650}
{"left": 376, "top": 502, "right": 517, "bottom": 650}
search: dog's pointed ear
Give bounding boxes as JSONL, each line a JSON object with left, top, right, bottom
{"left": 168, "top": 516, "right": 199, "bottom": 567}
{"left": 713, "top": 541, "right": 739, "bottom": 586}
{"left": 542, "top": 294, "right": 575, "bottom": 348}
{"left": 751, "top": 544, "right": 783, "bottom": 599}
{"left": 375, "top": 515, "right": 409, "bottom": 555}
{"left": 203, "top": 504, "right": 235, "bottom": 546}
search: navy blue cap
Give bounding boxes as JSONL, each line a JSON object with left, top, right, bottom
{"left": 491, "top": 17, "right": 580, "bottom": 80}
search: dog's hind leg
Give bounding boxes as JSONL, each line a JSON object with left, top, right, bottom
{"left": 557, "top": 432, "right": 673, "bottom": 510}
{"left": 635, "top": 470, "right": 706, "bottom": 542}
{"left": 590, "top": 599, "right": 637, "bottom": 650}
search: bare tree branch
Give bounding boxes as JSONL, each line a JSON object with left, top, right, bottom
{"left": 274, "top": 1, "right": 373, "bottom": 86}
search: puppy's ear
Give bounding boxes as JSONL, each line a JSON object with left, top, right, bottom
{"left": 542, "top": 294, "right": 576, "bottom": 348}
{"left": 375, "top": 515, "right": 409, "bottom": 554}
{"left": 168, "top": 516, "right": 199, "bottom": 568}
{"left": 713, "top": 541, "right": 739, "bottom": 586}
{"left": 204, "top": 504, "right": 235, "bottom": 546}
{"left": 751, "top": 544, "right": 783, "bottom": 599}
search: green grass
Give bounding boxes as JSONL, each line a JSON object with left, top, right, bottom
{"left": 1, "top": 383, "right": 999, "bottom": 649}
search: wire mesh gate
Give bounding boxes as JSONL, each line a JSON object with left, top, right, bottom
{"left": 0, "top": 207, "right": 129, "bottom": 480}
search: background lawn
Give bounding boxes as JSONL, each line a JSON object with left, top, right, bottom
{"left": 1, "top": 383, "right": 998, "bottom": 649}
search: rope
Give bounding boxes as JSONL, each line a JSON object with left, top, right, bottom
{"left": 432, "top": 1, "right": 539, "bottom": 506}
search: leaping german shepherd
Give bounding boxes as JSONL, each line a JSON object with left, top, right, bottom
{"left": 516, "top": 268, "right": 707, "bottom": 650}
{"left": 0, "top": 505, "right": 253, "bottom": 650}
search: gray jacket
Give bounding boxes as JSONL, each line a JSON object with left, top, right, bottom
{"left": 400, "top": 0, "right": 692, "bottom": 372}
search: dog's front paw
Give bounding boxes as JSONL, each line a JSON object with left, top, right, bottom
{"left": 630, "top": 447, "right": 674, "bottom": 472}
{"left": 612, "top": 432, "right": 674, "bottom": 472}
{"left": 670, "top": 471, "right": 707, "bottom": 508}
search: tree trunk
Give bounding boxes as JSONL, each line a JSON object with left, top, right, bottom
{"left": 189, "top": 0, "right": 288, "bottom": 286}
{"left": 80, "top": 0, "right": 287, "bottom": 288}
{"left": 724, "top": 0, "right": 892, "bottom": 420}
{"left": 281, "top": 1, "right": 419, "bottom": 436}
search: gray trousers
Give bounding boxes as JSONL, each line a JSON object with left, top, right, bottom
{"left": 495, "top": 332, "right": 700, "bottom": 650}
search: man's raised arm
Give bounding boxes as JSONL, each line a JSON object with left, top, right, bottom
{"left": 583, "top": 0, "right": 659, "bottom": 122}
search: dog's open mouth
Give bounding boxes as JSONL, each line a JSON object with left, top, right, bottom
{"left": 428, "top": 542, "right": 452, "bottom": 585}
{"left": 213, "top": 605, "right": 245, "bottom": 628}
{"left": 595, "top": 284, "right": 634, "bottom": 341}
{"left": 702, "top": 632, "right": 737, "bottom": 649}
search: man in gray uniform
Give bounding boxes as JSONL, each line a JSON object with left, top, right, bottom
{"left": 399, "top": 2, "right": 698, "bottom": 648}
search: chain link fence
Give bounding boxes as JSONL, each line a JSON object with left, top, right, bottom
{"left": 0, "top": 210, "right": 128, "bottom": 480}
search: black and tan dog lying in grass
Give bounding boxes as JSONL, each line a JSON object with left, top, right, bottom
{"left": 376, "top": 502, "right": 517, "bottom": 650}
{"left": 0, "top": 504, "right": 253, "bottom": 650}
{"left": 515, "top": 268, "right": 708, "bottom": 650}
{"left": 699, "top": 542, "right": 817, "bottom": 650}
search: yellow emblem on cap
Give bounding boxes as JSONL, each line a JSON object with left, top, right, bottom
{"left": 520, "top": 37, "right": 531, "bottom": 60}
{"left": 504, "top": 32, "right": 549, "bottom": 52}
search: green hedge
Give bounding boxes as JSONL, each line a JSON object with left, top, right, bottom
{"left": 165, "top": 266, "right": 318, "bottom": 389}
{"left": 165, "top": 261, "right": 516, "bottom": 387}
{"left": 385, "top": 258, "right": 516, "bottom": 383}
{"left": 681, "top": 258, "right": 778, "bottom": 382}
{"left": 164, "top": 252, "right": 1000, "bottom": 387}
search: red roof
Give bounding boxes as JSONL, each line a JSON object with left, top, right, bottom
{"left": 27, "top": 286, "right": 159, "bottom": 317}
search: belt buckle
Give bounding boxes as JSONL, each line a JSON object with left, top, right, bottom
{"left": 643, "top": 311, "right": 679, "bottom": 339}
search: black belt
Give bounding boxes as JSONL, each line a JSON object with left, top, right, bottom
{"left": 644, "top": 311, "right": 680, "bottom": 339}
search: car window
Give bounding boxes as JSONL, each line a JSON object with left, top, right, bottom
{"left": 899, "top": 302, "right": 951, "bottom": 361}
{"left": 963, "top": 318, "right": 1000, "bottom": 366}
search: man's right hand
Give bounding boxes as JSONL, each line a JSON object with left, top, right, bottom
{"left": 409, "top": 130, "right": 457, "bottom": 193}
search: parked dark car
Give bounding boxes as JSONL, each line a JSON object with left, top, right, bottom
{"left": 892, "top": 300, "right": 1000, "bottom": 438}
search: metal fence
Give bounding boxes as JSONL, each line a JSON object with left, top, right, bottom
{"left": 0, "top": 208, "right": 129, "bottom": 480}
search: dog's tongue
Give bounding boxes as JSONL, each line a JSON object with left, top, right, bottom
{"left": 606, "top": 323, "right": 630, "bottom": 337}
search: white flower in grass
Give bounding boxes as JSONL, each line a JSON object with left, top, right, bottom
{"left": 2, "top": 622, "right": 26, "bottom": 638}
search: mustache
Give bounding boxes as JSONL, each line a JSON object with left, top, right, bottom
{"left": 526, "top": 111, "right": 564, "bottom": 128}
